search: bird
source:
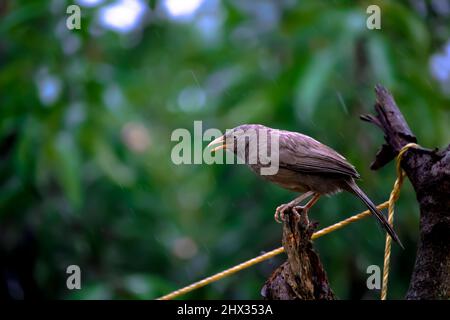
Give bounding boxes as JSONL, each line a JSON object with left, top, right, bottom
{"left": 207, "top": 124, "right": 403, "bottom": 248}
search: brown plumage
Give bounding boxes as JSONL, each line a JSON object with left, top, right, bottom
{"left": 208, "top": 124, "right": 403, "bottom": 248}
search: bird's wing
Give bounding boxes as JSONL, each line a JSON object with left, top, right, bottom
{"left": 277, "top": 131, "right": 360, "bottom": 178}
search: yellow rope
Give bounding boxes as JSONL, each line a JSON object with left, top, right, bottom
{"left": 158, "top": 247, "right": 285, "bottom": 300}
{"left": 158, "top": 202, "right": 388, "bottom": 300}
{"left": 381, "top": 142, "right": 419, "bottom": 300}
{"left": 158, "top": 143, "right": 419, "bottom": 301}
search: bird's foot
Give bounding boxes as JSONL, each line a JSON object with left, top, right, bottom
{"left": 274, "top": 202, "right": 298, "bottom": 223}
{"left": 292, "top": 206, "right": 310, "bottom": 225}
{"left": 274, "top": 203, "right": 289, "bottom": 223}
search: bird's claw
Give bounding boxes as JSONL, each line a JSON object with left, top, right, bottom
{"left": 274, "top": 203, "right": 295, "bottom": 223}
{"left": 292, "top": 206, "right": 304, "bottom": 215}
{"left": 274, "top": 204, "right": 308, "bottom": 223}
{"left": 293, "top": 206, "right": 309, "bottom": 224}
{"left": 274, "top": 204, "right": 286, "bottom": 223}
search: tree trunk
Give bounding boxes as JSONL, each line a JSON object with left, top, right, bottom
{"left": 361, "top": 84, "right": 450, "bottom": 299}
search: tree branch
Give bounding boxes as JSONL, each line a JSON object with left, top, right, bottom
{"left": 261, "top": 209, "right": 335, "bottom": 300}
{"left": 362, "top": 84, "right": 450, "bottom": 299}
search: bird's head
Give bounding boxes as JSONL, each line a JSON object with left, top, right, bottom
{"left": 207, "top": 124, "right": 267, "bottom": 155}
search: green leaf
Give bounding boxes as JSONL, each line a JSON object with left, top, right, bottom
{"left": 52, "top": 132, "right": 82, "bottom": 209}
{"left": 294, "top": 50, "right": 336, "bottom": 118}
{"left": 367, "top": 35, "right": 395, "bottom": 87}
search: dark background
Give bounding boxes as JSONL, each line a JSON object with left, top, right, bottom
{"left": 0, "top": 0, "right": 449, "bottom": 299}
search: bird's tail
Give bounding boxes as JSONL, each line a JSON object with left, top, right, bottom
{"left": 344, "top": 180, "right": 404, "bottom": 249}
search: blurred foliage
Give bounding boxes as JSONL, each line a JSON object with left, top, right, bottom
{"left": 0, "top": 0, "right": 449, "bottom": 299}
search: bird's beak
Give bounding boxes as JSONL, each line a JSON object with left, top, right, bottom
{"left": 207, "top": 135, "right": 227, "bottom": 153}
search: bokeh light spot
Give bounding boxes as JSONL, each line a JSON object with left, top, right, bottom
{"left": 99, "top": 0, "right": 147, "bottom": 33}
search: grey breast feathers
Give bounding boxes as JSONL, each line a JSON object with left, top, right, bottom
{"left": 276, "top": 130, "right": 360, "bottom": 179}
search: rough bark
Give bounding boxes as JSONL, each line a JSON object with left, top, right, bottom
{"left": 361, "top": 84, "right": 450, "bottom": 299}
{"left": 261, "top": 209, "right": 335, "bottom": 300}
